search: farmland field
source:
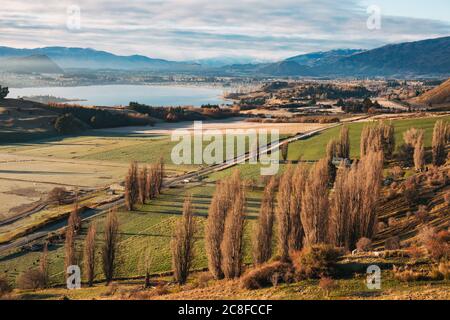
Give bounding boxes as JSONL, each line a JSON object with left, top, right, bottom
{"left": 288, "top": 115, "right": 450, "bottom": 161}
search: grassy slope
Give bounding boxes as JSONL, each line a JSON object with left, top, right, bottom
{"left": 288, "top": 115, "right": 450, "bottom": 161}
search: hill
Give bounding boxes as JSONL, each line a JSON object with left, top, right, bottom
{"left": 411, "top": 78, "right": 450, "bottom": 106}
{"left": 286, "top": 49, "right": 364, "bottom": 67}
{"left": 0, "top": 46, "right": 196, "bottom": 71}
{"left": 219, "top": 36, "right": 450, "bottom": 77}
{"left": 0, "top": 55, "right": 63, "bottom": 74}
{"left": 0, "top": 98, "right": 60, "bottom": 142}
{"left": 314, "top": 36, "right": 450, "bottom": 77}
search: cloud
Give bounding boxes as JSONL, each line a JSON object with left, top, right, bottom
{"left": 0, "top": 0, "right": 449, "bottom": 60}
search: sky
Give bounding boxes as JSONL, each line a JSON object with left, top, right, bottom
{"left": 0, "top": 0, "right": 449, "bottom": 61}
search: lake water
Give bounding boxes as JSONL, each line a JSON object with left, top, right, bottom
{"left": 8, "top": 84, "right": 229, "bottom": 107}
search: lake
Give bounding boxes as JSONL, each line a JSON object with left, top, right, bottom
{"left": 8, "top": 84, "right": 229, "bottom": 107}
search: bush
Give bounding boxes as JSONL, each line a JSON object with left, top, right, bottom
{"left": 415, "top": 205, "right": 429, "bottom": 224}
{"left": 403, "top": 176, "right": 420, "bottom": 205}
{"left": 0, "top": 276, "right": 12, "bottom": 297}
{"left": 419, "top": 227, "right": 450, "bottom": 261}
{"left": 240, "top": 261, "right": 293, "bottom": 290}
{"left": 319, "top": 276, "right": 338, "bottom": 298}
{"left": 16, "top": 269, "right": 46, "bottom": 290}
{"left": 54, "top": 113, "right": 87, "bottom": 134}
{"left": 444, "top": 191, "right": 450, "bottom": 206}
{"left": 291, "top": 245, "right": 343, "bottom": 279}
{"left": 393, "top": 266, "right": 426, "bottom": 282}
{"left": 356, "top": 238, "right": 372, "bottom": 252}
{"left": 385, "top": 236, "right": 401, "bottom": 250}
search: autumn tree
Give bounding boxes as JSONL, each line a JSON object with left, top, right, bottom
{"left": 83, "top": 222, "right": 97, "bottom": 287}
{"left": 205, "top": 172, "right": 237, "bottom": 279}
{"left": 301, "top": 158, "right": 330, "bottom": 246}
{"left": 102, "top": 209, "right": 119, "bottom": 284}
{"left": 253, "top": 176, "right": 277, "bottom": 265}
{"left": 414, "top": 130, "right": 425, "bottom": 172}
{"left": 64, "top": 221, "right": 76, "bottom": 279}
{"left": 125, "top": 161, "right": 139, "bottom": 210}
{"left": 138, "top": 166, "right": 147, "bottom": 204}
{"left": 221, "top": 180, "right": 246, "bottom": 279}
{"left": 40, "top": 243, "right": 49, "bottom": 288}
{"left": 337, "top": 126, "right": 350, "bottom": 159}
{"left": 276, "top": 165, "right": 293, "bottom": 261}
{"left": 289, "top": 164, "right": 308, "bottom": 251}
{"left": 171, "top": 195, "right": 197, "bottom": 285}
{"left": 432, "top": 120, "right": 449, "bottom": 166}
{"left": 329, "top": 163, "right": 351, "bottom": 249}
{"left": 68, "top": 197, "right": 82, "bottom": 233}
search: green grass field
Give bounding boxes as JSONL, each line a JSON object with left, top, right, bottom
{"left": 288, "top": 115, "right": 450, "bottom": 161}
{"left": 0, "top": 183, "right": 262, "bottom": 286}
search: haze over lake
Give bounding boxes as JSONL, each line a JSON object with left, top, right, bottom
{"left": 9, "top": 85, "right": 229, "bottom": 107}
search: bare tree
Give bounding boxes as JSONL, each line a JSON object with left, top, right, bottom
{"left": 40, "top": 243, "right": 49, "bottom": 288}
{"left": 276, "top": 165, "right": 293, "bottom": 261}
{"left": 253, "top": 176, "right": 277, "bottom": 265}
{"left": 102, "top": 209, "right": 119, "bottom": 284}
{"left": 125, "top": 161, "right": 139, "bottom": 210}
{"left": 138, "top": 166, "right": 147, "bottom": 205}
{"left": 84, "top": 222, "right": 97, "bottom": 287}
{"left": 330, "top": 163, "right": 351, "bottom": 249}
{"left": 432, "top": 120, "right": 449, "bottom": 166}
{"left": 64, "top": 223, "right": 76, "bottom": 279}
{"left": 221, "top": 182, "right": 246, "bottom": 279}
{"left": 140, "top": 246, "right": 153, "bottom": 288}
{"left": 338, "top": 126, "right": 350, "bottom": 159}
{"left": 68, "top": 197, "right": 82, "bottom": 233}
{"left": 414, "top": 130, "right": 425, "bottom": 172}
{"left": 289, "top": 164, "right": 308, "bottom": 251}
{"left": 205, "top": 172, "right": 237, "bottom": 279}
{"left": 301, "top": 158, "right": 330, "bottom": 246}
{"left": 280, "top": 143, "right": 289, "bottom": 162}
{"left": 171, "top": 195, "right": 197, "bottom": 285}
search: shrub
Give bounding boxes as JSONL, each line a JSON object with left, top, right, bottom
{"left": 291, "top": 245, "right": 343, "bottom": 279}
{"left": 0, "top": 276, "right": 12, "bottom": 297}
{"left": 240, "top": 261, "right": 293, "bottom": 290}
{"left": 388, "top": 217, "right": 398, "bottom": 227}
{"left": 393, "top": 266, "right": 425, "bottom": 282}
{"left": 385, "top": 236, "right": 401, "bottom": 250}
{"left": 405, "top": 245, "right": 423, "bottom": 260}
{"left": 403, "top": 176, "right": 419, "bottom": 205}
{"left": 356, "top": 238, "right": 372, "bottom": 252}
{"left": 54, "top": 113, "right": 87, "bottom": 134}
{"left": 444, "top": 191, "right": 450, "bottom": 206}
{"left": 390, "top": 166, "right": 404, "bottom": 180}
{"left": 16, "top": 269, "right": 46, "bottom": 290}
{"left": 418, "top": 227, "right": 450, "bottom": 261}
{"left": 47, "top": 187, "right": 70, "bottom": 205}
{"left": 319, "top": 276, "right": 338, "bottom": 298}
{"left": 415, "top": 205, "right": 429, "bottom": 224}
{"left": 438, "top": 261, "right": 450, "bottom": 280}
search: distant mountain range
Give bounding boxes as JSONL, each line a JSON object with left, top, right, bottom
{"left": 0, "top": 54, "right": 63, "bottom": 74}
{"left": 0, "top": 46, "right": 196, "bottom": 72}
{"left": 0, "top": 36, "right": 449, "bottom": 77}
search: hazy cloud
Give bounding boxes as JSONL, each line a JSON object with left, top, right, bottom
{"left": 0, "top": 0, "right": 449, "bottom": 60}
